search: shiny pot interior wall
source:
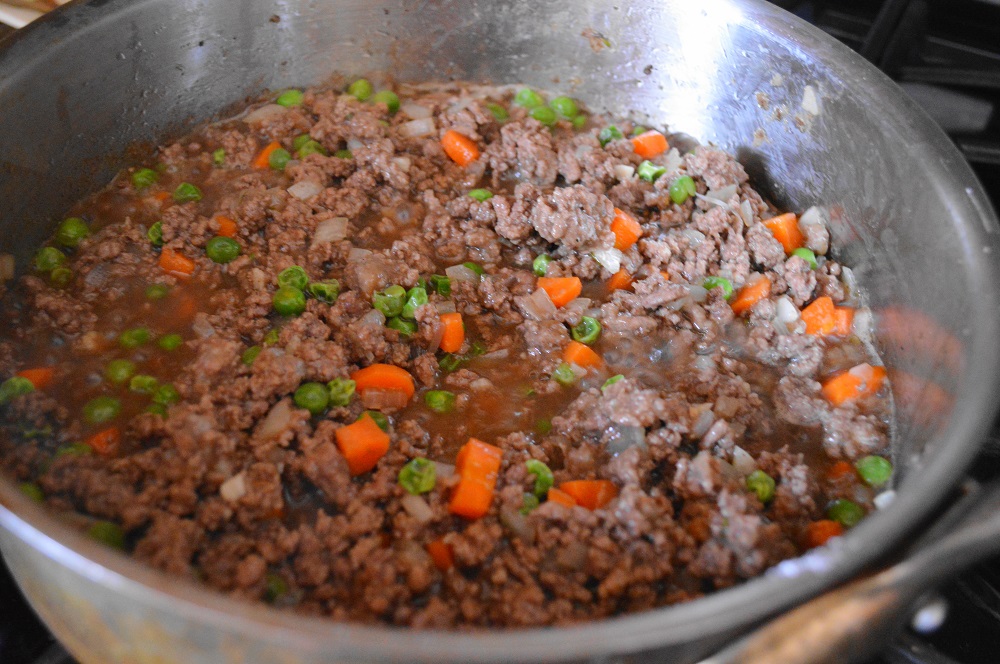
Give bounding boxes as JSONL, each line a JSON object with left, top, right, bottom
{"left": 1, "top": 0, "right": 999, "bottom": 662}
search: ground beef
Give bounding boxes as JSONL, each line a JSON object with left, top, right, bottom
{"left": 0, "top": 81, "right": 891, "bottom": 630}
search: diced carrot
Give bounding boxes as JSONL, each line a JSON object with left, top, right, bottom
{"left": 630, "top": 130, "right": 668, "bottom": 159}
{"left": 334, "top": 413, "right": 391, "bottom": 476}
{"left": 252, "top": 141, "right": 282, "bottom": 169}
{"left": 558, "top": 480, "right": 618, "bottom": 510}
{"left": 449, "top": 438, "right": 503, "bottom": 519}
{"left": 439, "top": 312, "right": 465, "bottom": 354}
{"left": 610, "top": 208, "right": 642, "bottom": 251}
{"left": 730, "top": 274, "right": 771, "bottom": 316}
{"left": 801, "top": 296, "right": 837, "bottom": 336}
{"left": 153, "top": 191, "right": 172, "bottom": 205}
{"left": 16, "top": 367, "right": 55, "bottom": 390}
{"left": 440, "top": 130, "right": 480, "bottom": 167}
{"left": 215, "top": 215, "right": 238, "bottom": 238}
{"left": 562, "top": 340, "right": 602, "bottom": 369}
{"left": 607, "top": 269, "right": 633, "bottom": 292}
{"left": 546, "top": 487, "right": 577, "bottom": 508}
{"left": 537, "top": 276, "right": 582, "bottom": 308}
{"left": 805, "top": 519, "right": 844, "bottom": 548}
{"left": 86, "top": 427, "right": 121, "bottom": 456}
{"left": 827, "top": 460, "right": 855, "bottom": 481}
{"left": 351, "top": 364, "right": 415, "bottom": 401}
{"left": 832, "top": 307, "right": 854, "bottom": 337}
{"left": 426, "top": 539, "right": 454, "bottom": 571}
{"left": 762, "top": 213, "right": 804, "bottom": 254}
{"left": 159, "top": 248, "right": 196, "bottom": 277}
{"left": 175, "top": 294, "right": 198, "bottom": 321}
{"left": 821, "top": 363, "right": 887, "bottom": 407}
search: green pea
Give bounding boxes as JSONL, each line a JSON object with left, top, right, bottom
{"left": 424, "top": 390, "right": 456, "bottom": 414}
{"left": 308, "top": 280, "right": 340, "bottom": 304}
{"left": 530, "top": 106, "right": 557, "bottom": 126}
{"left": 572, "top": 114, "right": 588, "bottom": 130}
{"left": 855, "top": 456, "right": 893, "bottom": 487}
{"left": 273, "top": 286, "right": 306, "bottom": 316}
{"left": 157, "top": 334, "right": 184, "bottom": 351}
{"left": 514, "top": 88, "right": 544, "bottom": 109}
{"left": 386, "top": 317, "right": 417, "bottom": 336}
{"left": 398, "top": 457, "right": 436, "bottom": 495}
{"left": 55, "top": 442, "right": 92, "bottom": 457}
{"left": 360, "top": 410, "right": 389, "bottom": 432}
{"left": 212, "top": 148, "right": 226, "bottom": 166}
{"left": 792, "top": 247, "right": 818, "bottom": 270}
{"left": 83, "top": 396, "right": 121, "bottom": 424}
{"left": 146, "top": 403, "right": 168, "bottom": 417}
{"left": 87, "top": 520, "right": 126, "bottom": 549}
{"left": 702, "top": 276, "right": 734, "bottom": 300}
{"left": 173, "top": 182, "right": 203, "bottom": 203}
{"left": 520, "top": 493, "right": 540, "bottom": 515}
{"left": 241, "top": 345, "right": 262, "bottom": 366}
{"left": 462, "top": 261, "right": 485, "bottom": 276}
{"left": 532, "top": 254, "right": 551, "bottom": 277}
{"left": 525, "top": 459, "right": 554, "bottom": 497}
{"left": 269, "top": 148, "right": 292, "bottom": 171}
{"left": 0, "top": 376, "right": 34, "bottom": 404}
{"left": 669, "top": 175, "right": 697, "bottom": 205}
{"left": 277, "top": 265, "right": 308, "bottom": 290}
{"left": 371, "top": 90, "right": 400, "bottom": 114}
{"left": 264, "top": 573, "right": 288, "bottom": 603}
{"left": 601, "top": 374, "right": 624, "bottom": 391}
{"left": 637, "top": 160, "right": 667, "bottom": 183}
{"left": 18, "top": 482, "right": 44, "bottom": 503}
{"left": 50, "top": 267, "right": 73, "bottom": 288}
{"left": 746, "top": 470, "right": 776, "bottom": 503}
{"left": 147, "top": 221, "right": 164, "bottom": 247}
{"left": 55, "top": 217, "right": 90, "bottom": 248}
{"left": 145, "top": 283, "right": 170, "bottom": 300}
{"left": 599, "top": 125, "right": 624, "bottom": 147}
{"left": 205, "top": 236, "right": 241, "bottom": 264}
{"left": 828, "top": 499, "right": 865, "bottom": 528}
{"left": 152, "top": 383, "right": 181, "bottom": 406}
{"left": 297, "top": 140, "right": 327, "bottom": 158}
{"left": 372, "top": 285, "right": 406, "bottom": 318}
{"left": 119, "top": 327, "right": 150, "bottom": 349}
{"left": 327, "top": 377, "right": 355, "bottom": 407}
{"left": 34, "top": 247, "right": 66, "bottom": 272}
{"left": 486, "top": 102, "right": 509, "bottom": 122}
{"left": 131, "top": 168, "right": 159, "bottom": 190}
{"left": 571, "top": 316, "right": 602, "bottom": 344}
{"left": 549, "top": 95, "right": 579, "bottom": 119}
{"left": 104, "top": 359, "right": 136, "bottom": 384}
{"left": 129, "top": 374, "right": 159, "bottom": 394}
{"left": 429, "top": 274, "right": 451, "bottom": 297}
{"left": 275, "top": 89, "right": 304, "bottom": 107}
{"left": 347, "top": 78, "right": 373, "bottom": 101}
{"left": 263, "top": 329, "right": 280, "bottom": 346}
{"left": 334, "top": 149, "right": 353, "bottom": 159}
{"left": 294, "top": 382, "right": 329, "bottom": 415}
{"left": 552, "top": 362, "right": 576, "bottom": 387}
{"left": 292, "top": 134, "right": 312, "bottom": 151}
{"left": 535, "top": 418, "right": 552, "bottom": 435}
{"left": 468, "top": 188, "right": 493, "bottom": 202}
{"left": 401, "top": 286, "right": 428, "bottom": 319}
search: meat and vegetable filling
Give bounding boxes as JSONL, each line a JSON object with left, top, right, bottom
{"left": 0, "top": 80, "right": 893, "bottom": 627}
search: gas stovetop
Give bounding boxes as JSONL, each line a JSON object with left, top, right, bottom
{"left": 3, "top": 1, "right": 1000, "bottom": 663}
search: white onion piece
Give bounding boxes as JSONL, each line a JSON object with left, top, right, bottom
{"left": 243, "top": 103, "right": 286, "bottom": 124}
{"left": 691, "top": 408, "right": 716, "bottom": 438}
{"left": 575, "top": 144, "right": 594, "bottom": 158}
{"left": 521, "top": 288, "right": 557, "bottom": 321}
{"left": 445, "top": 264, "right": 480, "bottom": 283}
{"left": 591, "top": 247, "right": 624, "bottom": 274}
{"left": 718, "top": 458, "right": 742, "bottom": 481}
{"left": 469, "top": 378, "right": 493, "bottom": 391}
{"left": 348, "top": 247, "right": 372, "bottom": 262}
{"left": 427, "top": 324, "right": 444, "bottom": 353}
{"left": 257, "top": 400, "right": 292, "bottom": 440}
{"left": 398, "top": 117, "right": 436, "bottom": 138}
{"left": 605, "top": 425, "right": 646, "bottom": 455}
{"left": 0, "top": 254, "right": 14, "bottom": 281}
{"left": 400, "top": 101, "right": 432, "bottom": 119}
{"left": 392, "top": 156, "right": 412, "bottom": 172}
{"left": 688, "top": 285, "right": 708, "bottom": 303}
{"left": 702, "top": 419, "right": 729, "bottom": 446}
{"left": 191, "top": 314, "right": 215, "bottom": 338}
{"left": 679, "top": 228, "right": 706, "bottom": 246}
{"left": 400, "top": 494, "right": 434, "bottom": 524}
{"left": 499, "top": 507, "right": 535, "bottom": 543}
{"left": 288, "top": 180, "right": 324, "bottom": 201}
{"left": 707, "top": 183, "right": 738, "bottom": 202}
{"left": 853, "top": 308, "right": 873, "bottom": 340}
{"left": 841, "top": 266, "right": 857, "bottom": 297}
{"left": 481, "top": 348, "right": 509, "bottom": 361}
{"left": 663, "top": 148, "right": 683, "bottom": 174}
{"left": 874, "top": 490, "right": 896, "bottom": 510}
{"left": 561, "top": 297, "right": 592, "bottom": 318}
{"left": 775, "top": 296, "right": 800, "bottom": 325}
{"left": 360, "top": 309, "right": 386, "bottom": 327}
{"left": 432, "top": 461, "right": 455, "bottom": 479}
{"left": 798, "top": 206, "right": 829, "bottom": 254}
{"left": 731, "top": 446, "right": 756, "bottom": 475}
{"left": 346, "top": 138, "right": 364, "bottom": 151}
{"left": 739, "top": 200, "right": 755, "bottom": 227}
{"left": 312, "top": 217, "right": 348, "bottom": 244}
{"left": 613, "top": 164, "right": 635, "bottom": 181}
{"left": 220, "top": 471, "right": 247, "bottom": 502}
{"left": 361, "top": 387, "right": 409, "bottom": 410}
{"left": 434, "top": 300, "right": 457, "bottom": 314}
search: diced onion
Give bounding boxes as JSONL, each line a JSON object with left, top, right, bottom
{"left": 575, "top": 144, "right": 594, "bottom": 158}
{"left": 360, "top": 309, "right": 386, "bottom": 327}
{"left": 469, "top": 378, "right": 493, "bottom": 391}
{"left": 687, "top": 285, "right": 708, "bottom": 303}
{"left": 614, "top": 164, "right": 635, "bottom": 181}
{"left": 663, "top": 148, "right": 683, "bottom": 175}
{"left": 243, "top": 103, "right": 287, "bottom": 124}
{"left": 739, "top": 200, "right": 755, "bottom": 227}
{"left": 313, "top": 217, "right": 348, "bottom": 244}
{"left": 432, "top": 462, "right": 455, "bottom": 479}
{"left": 348, "top": 247, "right": 372, "bottom": 262}
{"left": 731, "top": 446, "right": 756, "bottom": 475}
{"left": 399, "top": 117, "right": 436, "bottom": 138}
{"left": 499, "top": 507, "right": 535, "bottom": 543}
{"left": 0, "top": 254, "right": 14, "bottom": 281}
{"left": 191, "top": 314, "right": 215, "bottom": 338}
{"left": 692, "top": 354, "right": 716, "bottom": 372}
{"left": 361, "top": 387, "right": 409, "bottom": 410}
{"left": 481, "top": 348, "right": 509, "bottom": 361}
{"left": 679, "top": 228, "right": 706, "bottom": 246}
{"left": 521, "top": 288, "right": 557, "bottom": 321}
{"left": 605, "top": 424, "right": 646, "bottom": 455}
{"left": 562, "top": 297, "right": 592, "bottom": 318}
{"left": 400, "top": 493, "right": 434, "bottom": 524}
{"left": 775, "top": 296, "right": 800, "bottom": 325}
{"left": 400, "top": 102, "right": 432, "bottom": 119}
{"left": 347, "top": 138, "right": 364, "bottom": 151}
{"left": 707, "top": 183, "right": 738, "bottom": 202}
{"left": 874, "top": 490, "right": 895, "bottom": 510}
{"left": 257, "top": 400, "right": 293, "bottom": 440}
{"left": 853, "top": 308, "right": 873, "bottom": 340}
{"left": 798, "top": 206, "right": 829, "bottom": 254}
{"left": 445, "top": 264, "right": 480, "bottom": 283}
{"left": 434, "top": 300, "right": 457, "bottom": 314}
{"left": 288, "top": 180, "right": 324, "bottom": 201}
{"left": 392, "top": 156, "right": 412, "bottom": 172}
{"left": 691, "top": 408, "right": 716, "bottom": 438}
{"left": 220, "top": 471, "right": 247, "bottom": 502}
{"left": 591, "top": 247, "right": 624, "bottom": 274}
{"left": 702, "top": 419, "right": 728, "bottom": 446}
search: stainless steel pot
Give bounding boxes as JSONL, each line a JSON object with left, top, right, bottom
{"left": 1, "top": 1, "right": 999, "bottom": 662}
